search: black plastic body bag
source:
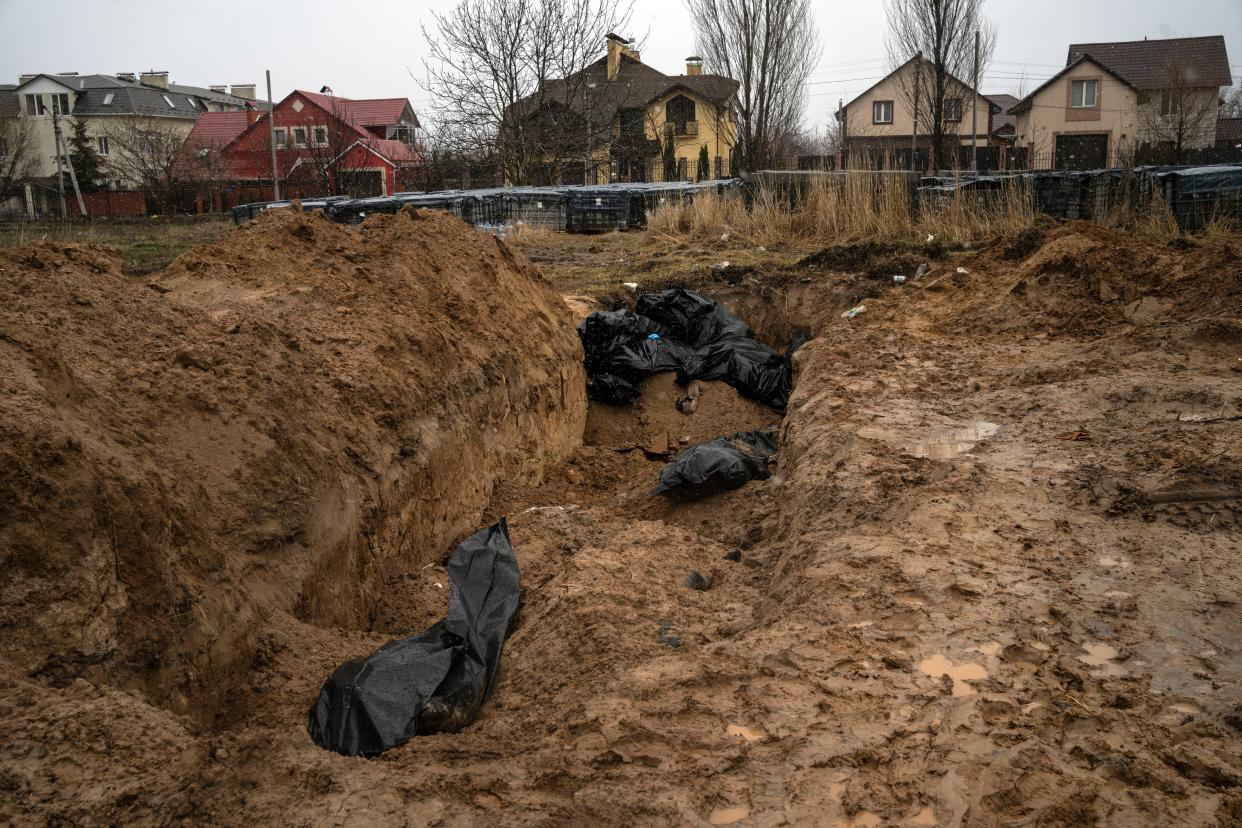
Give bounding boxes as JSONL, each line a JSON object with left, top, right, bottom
{"left": 656, "top": 428, "right": 779, "bottom": 499}
{"left": 578, "top": 288, "right": 797, "bottom": 410}
{"left": 307, "top": 519, "right": 520, "bottom": 757}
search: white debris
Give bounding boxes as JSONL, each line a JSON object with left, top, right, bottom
{"left": 622, "top": 281, "right": 639, "bottom": 291}
{"left": 956, "top": 267, "right": 969, "bottom": 274}
{"left": 926, "top": 234, "right": 935, "bottom": 243}
{"left": 711, "top": 261, "right": 731, "bottom": 272}
{"left": 841, "top": 304, "right": 867, "bottom": 319}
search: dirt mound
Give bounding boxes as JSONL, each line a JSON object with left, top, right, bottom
{"left": 0, "top": 208, "right": 585, "bottom": 720}
{"left": 799, "top": 238, "right": 943, "bottom": 275}
{"left": 917, "top": 222, "right": 1242, "bottom": 336}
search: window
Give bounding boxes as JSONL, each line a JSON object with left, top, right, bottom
{"left": 102, "top": 92, "right": 114, "bottom": 105}
{"left": 97, "top": 136, "right": 110, "bottom": 155}
{"left": 1070, "top": 79, "right": 1098, "bottom": 108}
{"left": 313, "top": 126, "right": 328, "bottom": 147}
{"left": 293, "top": 126, "right": 308, "bottom": 146}
{"left": 665, "top": 94, "right": 697, "bottom": 135}
{"left": 944, "top": 97, "right": 962, "bottom": 122}
{"left": 274, "top": 127, "right": 287, "bottom": 146}
{"left": 162, "top": 93, "right": 176, "bottom": 108}
{"left": 873, "top": 100, "right": 893, "bottom": 124}
{"left": 52, "top": 93, "right": 70, "bottom": 115}
{"left": 1160, "top": 92, "right": 1181, "bottom": 117}
{"left": 186, "top": 96, "right": 198, "bottom": 109}
{"left": 394, "top": 124, "right": 415, "bottom": 144}
{"left": 26, "top": 94, "right": 46, "bottom": 116}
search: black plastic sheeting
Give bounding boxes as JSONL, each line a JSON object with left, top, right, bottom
{"left": 579, "top": 289, "right": 797, "bottom": 410}
{"left": 307, "top": 519, "right": 520, "bottom": 757}
{"left": 656, "top": 428, "right": 779, "bottom": 499}
{"left": 232, "top": 179, "right": 743, "bottom": 231}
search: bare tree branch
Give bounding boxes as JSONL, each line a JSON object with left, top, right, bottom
{"left": 686, "top": 0, "right": 819, "bottom": 171}
{"left": 885, "top": 0, "right": 995, "bottom": 168}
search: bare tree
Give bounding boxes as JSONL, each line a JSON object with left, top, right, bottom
{"left": 1224, "top": 85, "right": 1242, "bottom": 119}
{"left": 423, "top": 0, "right": 632, "bottom": 186}
{"left": 0, "top": 114, "right": 40, "bottom": 210}
{"left": 1139, "top": 62, "right": 1224, "bottom": 163}
{"left": 885, "top": 0, "right": 995, "bottom": 170}
{"left": 686, "top": 0, "right": 819, "bottom": 172}
{"left": 106, "top": 117, "right": 200, "bottom": 212}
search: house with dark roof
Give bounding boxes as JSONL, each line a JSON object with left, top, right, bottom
{"left": 180, "top": 89, "right": 421, "bottom": 199}
{"left": 4, "top": 70, "right": 256, "bottom": 211}
{"left": 837, "top": 56, "right": 1003, "bottom": 166}
{"left": 1009, "top": 36, "right": 1232, "bottom": 168}
{"left": 985, "top": 93, "right": 1020, "bottom": 145}
{"left": 510, "top": 34, "right": 739, "bottom": 184}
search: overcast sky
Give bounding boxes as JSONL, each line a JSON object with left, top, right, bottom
{"left": 1, "top": 0, "right": 1239, "bottom": 131}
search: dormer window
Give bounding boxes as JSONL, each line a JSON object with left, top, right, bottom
{"left": 52, "top": 93, "right": 70, "bottom": 115}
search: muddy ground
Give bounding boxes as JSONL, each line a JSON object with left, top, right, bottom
{"left": 2, "top": 215, "right": 1241, "bottom": 827}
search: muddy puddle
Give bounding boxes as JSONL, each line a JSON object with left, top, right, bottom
{"left": 918, "top": 653, "right": 990, "bottom": 696}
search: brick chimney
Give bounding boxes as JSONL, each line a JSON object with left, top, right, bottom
{"left": 140, "top": 71, "right": 169, "bottom": 90}
{"left": 606, "top": 33, "right": 640, "bottom": 81}
{"left": 230, "top": 84, "right": 257, "bottom": 101}
{"left": 686, "top": 56, "right": 703, "bottom": 76}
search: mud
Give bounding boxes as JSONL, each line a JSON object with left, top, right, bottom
{"left": 3, "top": 220, "right": 1242, "bottom": 827}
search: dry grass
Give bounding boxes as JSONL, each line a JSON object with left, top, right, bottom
{"left": 0, "top": 215, "right": 234, "bottom": 273}
{"left": 648, "top": 172, "right": 1040, "bottom": 248}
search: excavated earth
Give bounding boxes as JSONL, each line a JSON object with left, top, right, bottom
{"left": 2, "top": 215, "right": 1242, "bottom": 827}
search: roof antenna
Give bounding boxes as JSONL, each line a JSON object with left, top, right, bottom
{"left": 320, "top": 85, "right": 334, "bottom": 95}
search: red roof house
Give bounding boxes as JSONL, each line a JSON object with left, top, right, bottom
{"left": 182, "top": 90, "right": 421, "bottom": 197}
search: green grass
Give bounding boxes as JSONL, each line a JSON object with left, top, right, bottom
{"left": 0, "top": 215, "right": 235, "bottom": 274}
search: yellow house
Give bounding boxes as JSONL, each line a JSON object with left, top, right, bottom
{"left": 515, "top": 34, "right": 738, "bottom": 184}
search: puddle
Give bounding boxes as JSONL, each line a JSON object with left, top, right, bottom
{"left": 1098, "top": 557, "right": 1131, "bottom": 568}
{"left": 973, "top": 642, "right": 1002, "bottom": 657}
{"left": 918, "top": 654, "right": 989, "bottom": 696}
{"left": 1078, "top": 642, "right": 1126, "bottom": 676}
{"left": 726, "top": 724, "right": 764, "bottom": 742}
{"left": 904, "top": 421, "right": 999, "bottom": 460}
{"left": 709, "top": 805, "right": 750, "bottom": 825}
{"left": 894, "top": 592, "right": 926, "bottom": 607}
{"left": 908, "top": 806, "right": 938, "bottom": 826}
{"left": 831, "top": 812, "right": 882, "bottom": 828}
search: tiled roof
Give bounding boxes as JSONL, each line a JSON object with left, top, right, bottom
{"left": 1009, "top": 55, "right": 1142, "bottom": 115}
{"left": 523, "top": 54, "right": 739, "bottom": 126}
{"left": 986, "top": 93, "right": 1019, "bottom": 134}
{"left": 297, "top": 91, "right": 419, "bottom": 130}
{"left": 0, "top": 85, "right": 19, "bottom": 116}
{"left": 371, "top": 138, "right": 419, "bottom": 163}
{"left": 184, "top": 111, "right": 253, "bottom": 147}
{"left": 14, "top": 73, "right": 256, "bottom": 119}
{"left": 1066, "top": 36, "right": 1231, "bottom": 89}
{"left": 1218, "top": 118, "right": 1242, "bottom": 144}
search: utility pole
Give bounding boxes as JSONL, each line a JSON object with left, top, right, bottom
{"left": 266, "top": 70, "right": 281, "bottom": 200}
{"left": 52, "top": 112, "right": 67, "bottom": 217}
{"left": 971, "top": 29, "right": 979, "bottom": 174}
{"left": 911, "top": 51, "right": 922, "bottom": 173}
{"left": 53, "top": 112, "right": 87, "bottom": 216}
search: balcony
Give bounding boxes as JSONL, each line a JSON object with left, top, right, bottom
{"left": 667, "top": 120, "right": 700, "bottom": 138}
